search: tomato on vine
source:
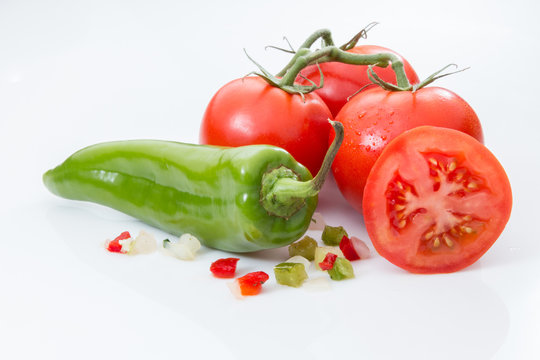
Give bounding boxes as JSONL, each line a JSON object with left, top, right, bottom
{"left": 200, "top": 28, "right": 416, "bottom": 175}
{"left": 199, "top": 76, "right": 332, "bottom": 175}
{"left": 332, "top": 80, "right": 484, "bottom": 214}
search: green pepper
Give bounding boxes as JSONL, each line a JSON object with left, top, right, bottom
{"left": 43, "top": 121, "right": 343, "bottom": 253}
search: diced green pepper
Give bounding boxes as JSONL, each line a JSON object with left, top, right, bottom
{"left": 274, "top": 262, "right": 308, "bottom": 288}
{"left": 328, "top": 257, "right": 355, "bottom": 280}
{"left": 288, "top": 236, "right": 317, "bottom": 261}
{"left": 321, "top": 225, "right": 348, "bottom": 246}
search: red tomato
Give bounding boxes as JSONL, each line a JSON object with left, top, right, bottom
{"left": 297, "top": 45, "right": 420, "bottom": 117}
{"left": 332, "top": 86, "right": 484, "bottom": 213}
{"left": 363, "top": 126, "right": 512, "bottom": 273}
{"left": 199, "top": 76, "right": 332, "bottom": 175}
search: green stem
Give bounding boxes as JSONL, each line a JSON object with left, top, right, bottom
{"left": 260, "top": 120, "right": 344, "bottom": 218}
{"left": 280, "top": 46, "right": 411, "bottom": 89}
{"left": 276, "top": 29, "right": 334, "bottom": 78}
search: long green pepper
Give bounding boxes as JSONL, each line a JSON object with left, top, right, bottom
{"left": 43, "top": 121, "right": 343, "bottom": 252}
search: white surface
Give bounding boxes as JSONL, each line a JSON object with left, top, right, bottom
{"left": 1, "top": 1, "right": 539, "bottom": 359}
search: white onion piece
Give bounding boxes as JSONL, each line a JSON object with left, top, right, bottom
{"left": 163, "top": 233, "right": 201, "bottom": 260}
{"left": 179, "top": 233, "right": 201, "bottom": 253}
{"left": 308, "top": 212, "right": 326, "bottom": 231}
{"left": 118, "top": 237, "right": 134, "bottom": 253}
{"left": 350, "top": 236, "right": 370, "bottom": 259}
{"left": 131, "top": 230, "right": 157, "bottom": 254}
{"left": 285, "top": 255, "right": 311, "bottom": 272}
{"left": 227, "top": 281, "right": 244, "bottom": 300}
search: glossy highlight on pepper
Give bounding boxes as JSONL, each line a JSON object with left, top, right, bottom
{"left": 43, "top": 121, "right": 343, "bottom": 253}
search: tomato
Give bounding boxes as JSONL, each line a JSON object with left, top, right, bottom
{"left": 199, "top": 76, "right": 332, "bottom": 175}
{"left": 332, "top": 86, "right": 484, "bottom": 213}
{"left": 297, "top": 45, "right": 420, "bottom": 117}
{"left": 363, "top": 126, "right": 512, "bottom": 273}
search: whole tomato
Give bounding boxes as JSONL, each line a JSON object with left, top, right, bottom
{"left": 297, "top": 45, "right": 420, "bottom": 117}
{"left": 200, "top": 76, "right": 332, "bottom": 175}
{"left": 332, "top": 86, "right": 484, "bottom": 213}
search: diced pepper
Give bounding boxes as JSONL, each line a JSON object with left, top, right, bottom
{"left": 106, "top": 231, "right": 132, "bottom": 253}
{"left": 274, "top": 262, "right": 308, "bottom": 288}
{"left": 314, "top": 246, "right": 344, "bottom": 270}
{"left": 339, "top": 235, "right": 360, "bottom": 261}
{"left": 288, "top": 236, "right": 318, "bottom": 261}
{"left": 210, "top": 258, "right": 240, "bottom": 278}
{"left": 319, "top": 253, "right": 337, "bottom": 270}
{"left": 321, "top": 225, "right": 348, "bottom": 246}
{"left": 237, "top": 271, "right": 269, "bottom": 296}
{"left": 327, "top": 257, "right": 355, "bottom": 280}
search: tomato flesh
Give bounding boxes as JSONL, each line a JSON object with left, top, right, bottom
{"left": 363, "top": 126, "right": 512, "bottom": 273}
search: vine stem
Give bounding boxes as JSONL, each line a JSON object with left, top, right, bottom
{"left": 275, "top": 29, "right": 333, "bottom": 78}
{"left": 278, "top": 45, "right": 411, "bottom": 90}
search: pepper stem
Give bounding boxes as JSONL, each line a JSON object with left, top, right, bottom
{"left": 260, "top": 120, "right": 344, "bottom": 218}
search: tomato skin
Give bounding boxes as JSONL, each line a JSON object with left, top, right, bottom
{"left": 362, "top": 126, "right": 512, "bottom": 274}
{"left": 332, "top": 86, "right": 484, "bottom": 213}
{"left": 199, "top": 76, "right": 332, "bottom": 175}
{"left": 297, "top": 45, "right": 420, "bottom": 117}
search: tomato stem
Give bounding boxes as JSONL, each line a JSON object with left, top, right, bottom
{"left": 249, "top": 28, "right": 413, "bottom": 94}
{"left": 279, "top": 45, "right": 411, "bottom": 90}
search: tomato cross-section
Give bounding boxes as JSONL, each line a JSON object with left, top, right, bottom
{"left": 363, "top": 126, "right": 512, "bottom": 273}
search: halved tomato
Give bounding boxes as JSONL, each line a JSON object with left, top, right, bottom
{"left": 362, "top": 126, "right": 512, "bottom": 273}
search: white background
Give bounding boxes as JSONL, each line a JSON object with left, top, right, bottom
{"left": 1, "top": 0, "right": 539, "bottom": 359}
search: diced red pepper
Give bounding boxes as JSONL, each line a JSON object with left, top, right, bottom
{"left": 115, "top": 231, "right": 132, "bottom": 241}
{"left": 319, "top": 252, "right": 338, "bottom": 270}
{"left": 237, "top": 271, "right": 269, "bottom": 296}
{"left": 210, "top": 258, "right": 240, "bottom": 278}
{"left": 107, "top": 231, "right": 131, "bottom": 253}
{"left": 339, "top": 235, "right": 361, "bottom": 261}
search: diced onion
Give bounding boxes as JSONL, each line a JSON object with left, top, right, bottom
{"left": 285, "top": 255, "right": 311, "bottom": 272}
{"left": 131, "top": 230, "right": 157, "bottom": 254}
{"left": 227, "top": 280, "right": 244, "bottom": 300}
{"left": 350, "top": 236, "right": 370, "bottom": 259}
{"left": 179, "top": 233, "right": 201, "bottom": 253}
{"left": 162, "top": 233, "right": 201, "bottom": 260}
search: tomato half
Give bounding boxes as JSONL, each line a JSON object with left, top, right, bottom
{"left": 199, "top": 76, "right": 332, "bottom": 175}
{"left": 332, "top": 86, "right": 484, "bottom": 213}
{"left": 363, "top": 126, "right": 512, "bottom": 273}
{"left": 297, "top": 45, "right": 420, "bottom": 117}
